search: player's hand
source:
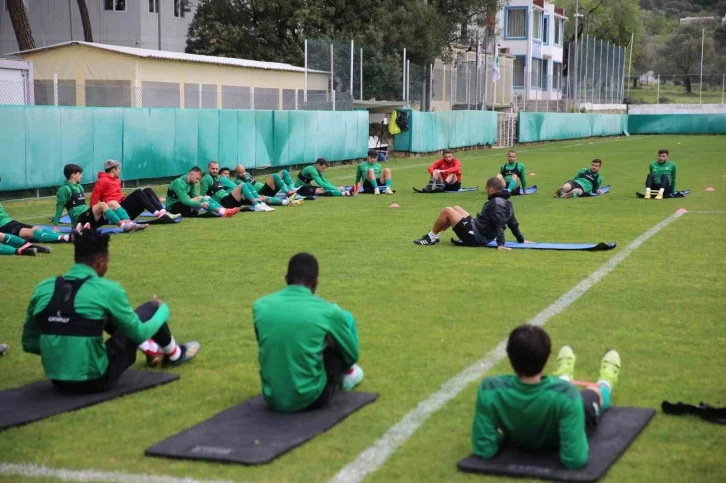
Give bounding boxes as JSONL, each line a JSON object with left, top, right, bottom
{"left": 497, "top": 245, "right": 511, "bottom": 251}
{"left": 523, "top": 240, "right": 534, "bottom": 244}
{"left": 152, "top": 294, "right": 163, "bottom": 307}
{"left": 200, "top": 202, "right": 209, "bottom": 209}
{"left": 52, "top": 226, "right": 59, "bottom": 233}
{"left": 597, "top": 189, "right": 603, "bottom": 194}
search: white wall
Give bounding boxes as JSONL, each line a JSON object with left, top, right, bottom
{"left": 628, "top": 104, "right": 726, "bottom": 114}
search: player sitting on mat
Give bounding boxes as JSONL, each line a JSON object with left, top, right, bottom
{"left": 234, "top": 164, "right": 298, "bottom": 200}
{"left": 166, "top": 166, "right": 242, "bottom": 217}
{"left": 497, "top": 150, "right": 528, "bottom": 195}
{"left": 253, "top": 252, "right": 363, "bottom": 412}
{"left": 53, "top": 164, "right": 145, "bottom": 233}
{"left": 355, "top": 149, "right": 394, "bottom": 195}
{"left": 414, "top": 177, "right": 529, "bottom": 249}
{"left": 21, "top": 227, "right": 200, "bottom": 393}
{"left": 200, "top": 161, "right": 276, "bottom": 212}
{"left": 472, "top": 324, "right": 621, "bottom": 470}
{"left": 294, "top": 158, "right": 352, "bottom": 197}
{"left": 423, "top": 149, "right": 462, "bottom": 192}
{"left": 554, "top": 159, "right": 604, "bottom": 198}
{"left": 644, "top": 149, "right": 677, "bottom": 199}
{"left": 90, "top": 159, "right": 176, "bottom": 222}
{"left": 1, "top": 188, "right": 70, "bottom": 249}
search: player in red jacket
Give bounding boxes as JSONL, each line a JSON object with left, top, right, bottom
{"left": 424, "top": 149, "right": 462, "bottom": 192}
{"left": 91, "top": 160, "right": 176, "bottom": 221}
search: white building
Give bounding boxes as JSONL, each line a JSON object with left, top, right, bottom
{"left": 679, "top": 16, "right": 716, "bottom": 25}
{"left": 496, "top": 0, "right": 567, "bottom": 101}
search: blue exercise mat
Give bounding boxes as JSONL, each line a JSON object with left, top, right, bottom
{"left": 36, "top": 225, "right": 124, "bottom": 235}
{"left": 451, "top": 238, "right": 616, "bottom": 251}
{"left": 58, "top": 212, "right": 183, "bottom": 224}
{"left": 586, "top": 185, "right": 611, "bottom": 197}
{"left": 413, "top": 187, "right": 478, "bottom": 193}
{"left": 136, "top": 216, "right": 182, "bottom": 225}
{"left": 509, "top": 185, "right": 538, "bottom": 196}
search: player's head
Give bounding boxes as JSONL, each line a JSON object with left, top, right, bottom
{"left": 506, "top": 324, "right": 551, "bottom": 377}
{"left": 507, "top": 150, "right": 517, "bottom": 162}
{"left": 64, "top": 164, "right": 83, "bottom": 183}
{"left": 443, "top": 149, "right": 453, "bottom": 162}
{"left": 187, "top": 166, "right": 203, "bottom": 184}
{"left": 73, "top": 228, "right": 111, "bottom": 277}
{"left": 285, "top": 252, "right": 319, "bottom": 293}
{"left": 590, "top": 159, "right": 602, "bottom": 173}
{"left": 315, "top": 158, "right": 329, "bottom": 172}
{"left": 657, "top": 149, "right": 669, "bottom": 162}
{"left": 486, "top": 176, "right": 504, "bottom": 195}
{"left": 104, "top": 159, "right": 121, "bottom": 177}
{"left": 367, "top": 150, "right": 378, "bottom": 163}
{"left": 234, "top": 164, "right": 246, "bottom": 177}
{"left": 219, "top": 167, "right": 231, "bottom": 178}
{"left": 207, "top": 161, "right": 220, "bottom": 176}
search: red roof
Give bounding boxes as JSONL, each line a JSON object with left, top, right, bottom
{"left": 534, "top": 0, "right": 544, "bottom": 8}
{"left": 555, "top": 7, "right": 565, "bottom": 15}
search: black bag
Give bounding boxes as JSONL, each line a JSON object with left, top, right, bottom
{"left": 395, "top": 109, "right": 409, "bottom": 131}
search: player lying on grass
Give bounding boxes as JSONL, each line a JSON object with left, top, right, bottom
{"left": 497, "top": 150, "right": 528, "bottom": 195}
{"left": 54, "top": 164, "right": 146, "bottom": 233}
{"left": 1, "top": 195, "right": 70, "bottom": 247}
{"left": 554, "top": 159, "right": 604, "bottom": 198}
{"left": 644, "top": 149, "right": 677, "bottom": 200}
{"left": 414, "top": 177, "right": 529, "bottom": 249}
{"left": 200, "top": 161, "right": 275, "bottom": 212}
{"left": 90, "top": 159, "right": 176, "bottom": 221}
{"left": 423, "top": 149, "right": 462, "bottom": 192}
{"left": 294, "top": 158, "right": 352, "bottom": 197}
{"left": 166, "top": 166, "right": 242, "bottom": 217}
{"left": 22, "top": 227, "right": 200, "bottom": 393}
{"left": 355, "top": 149, "right": 393, "bottom": 194}
{"left": 0, "top": 232, "right": 50, "bottom": 256}
{"left": 472, "top": 324, "right": 621, "bottom": 470}
{"left": 253, "top": 253, "right": 363, "bottom": 412}
{"left": 234, "top": 164, "right": 298, "bottom": 199}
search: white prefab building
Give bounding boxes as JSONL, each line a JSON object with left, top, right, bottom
{"left": 497, "top": 0, "right": 567, "bottom": 101}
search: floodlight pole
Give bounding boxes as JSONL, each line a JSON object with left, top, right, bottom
{"left": 627, "top": 33, "right": 634, "bottom": 98}
{"left": 304, "top": 39, "right": 308, "bottom": 104}
{"left": 699, "top": 28, "right": 705, "bottom": 105}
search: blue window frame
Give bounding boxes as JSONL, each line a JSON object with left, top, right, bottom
{"left": 543, "top": 15, "right": 550, "bottom": 45}
{"left": 504, "top": 7, "right": 528, "bottom": 40}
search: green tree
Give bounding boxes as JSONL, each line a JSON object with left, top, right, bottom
{"left": 654, "top": 22, "right": 718, "bottom": 92}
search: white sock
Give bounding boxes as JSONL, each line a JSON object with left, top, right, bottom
{"left": 159, "top": 209, "right": 167, "bottom": 216}
{"left": 120, "top": 221, "right": 133, "bottom": 228}
{"left": 60, "top": 235, "right": 70, "bottom": 242}
{"left": 162, "top": 338, "right": 181, "bottom": 361}
{"left": 139, "top": 339, "right": 162, "bottom": 355}
{"left": 596, "top": 379, "right": 611, "bottom": 390}
{"left": 658, "top": 188, "right": 664, "bottom": 195}
{"left": 429, "top": 231, "right": 440, "bottom": 240}
{"left": 559, "top": 375, "right": 572, "bottom": 382}
{"left": 217, "top": 208, "right": 226, "bottom": 215}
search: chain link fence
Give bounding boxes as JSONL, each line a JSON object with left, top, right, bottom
{"left": 566, "top": 36, "right": 627, "bottom": 108}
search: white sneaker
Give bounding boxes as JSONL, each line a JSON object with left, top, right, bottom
{"left": 342, "top": 364, "right": 364, "bottom": 390}
{"left": 384, "top": 187, "right": 394, "bottom": 194}
{"left": 121, "top": 222, "right": 136, "bottom": 232}
{"left": 253, "top": 203, "right": 267, "bottom": 212}
{"left": 262, "top": 203, "right": 275, "bottom": 212}
{"left": 281, "top": 198, "right": 290, "bottom": 206}
{"left": 374, "top": 188, "right": 380, "bottom": 195}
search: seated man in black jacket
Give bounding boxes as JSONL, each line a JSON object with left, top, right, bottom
{"left": 414, "top": 177, "right": 530, "bottom": 250}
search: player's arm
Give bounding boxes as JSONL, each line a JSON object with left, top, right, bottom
{"left": 472, "top": 385, "right": 505, "bottom": 459}
{"left": 21, "top": 293, "right": 41, "bottom": 355}
{"left": 311, "top": 171, "right": 339, "bottom": 192}
{"left": 450, "top": 159, "right": 462, "bottom": 176}
{"left": 90, "top": 178, "right": 105, "bottom": 206}
{"left": 328, "top": 307, "right": 359, "bottom": 368}
{"left": 519, "top": 163, "right": 527, "bottom": 190}
{"left": 220, "top": 176, "right": 237, "bottom": 190}
{"left": 199, "top": 175, "right": 212, "bottom": 196}
{"left": 173, "top": 180, "right": 202, "bottom": 208}
{"left": 106, "top": 283, "right": 170, "bottom": 344}
{"left": 558, "top": 395, "right": 589, "bottom": 469}
{"left": 355, "top": 164, "right": 363, "bottom": 185}
{"left": 671, "top": 163, "right": 676, "bottom": 192}
{"left": 53, "top": 186, "right": 69, "bottom": 226}
{"left": 592, "top": 174, "right": 602, "bottom": 193}
{"left": 506, "top": 213, "right": 525, "bottom": 244}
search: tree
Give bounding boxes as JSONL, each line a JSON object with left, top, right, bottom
{"left": 7, "top": 0, "right": 35, "bottom": 51}
{"left": 654, "top": 22, "right": 717, "bottom": 92}
{"left": 77, "top": 0, "right": 94, "bottom": 43}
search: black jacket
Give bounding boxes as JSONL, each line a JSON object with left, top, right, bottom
{"left": 471, "top": 191, "right": 525, "bottom": 246}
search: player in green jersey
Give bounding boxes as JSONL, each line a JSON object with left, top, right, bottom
{"left": 355, "top": 150, "right": 393, "bottom": 195}
{"left": 234, "top": 165, "right": 297, "bottom": 198}
{"left": 166, "top": 166, "right": 243, "bottom": 216}
{"left": 497, "top": 150, "right": 527, "bottom": 195}
{"left": 200, "top": 161, "right": 274, "bottom": 212}
{"left": 294, "top": 158, "right": 352, "bottom": 197}
{"left": 472, "top": 324, "right": 621, "bottom": 470}
{"left": 0, "top": 202, "right": 69, "bottom": 249}
{"left": 554, "top": 159, "right": 604, "bottom": 198}
{"left": 644, "top": 149, "right": 677, "bottom": 199}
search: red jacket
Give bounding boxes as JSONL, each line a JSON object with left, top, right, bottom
{"left": 90, "top": 172, "right": 125, "bottom": 205}
{"left": 428, "top": 158, "right": 462, "bottom": 182}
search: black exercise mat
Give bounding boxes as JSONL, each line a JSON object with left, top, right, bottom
{"left": 146, "top": 391, "right": 378, "bottom": 465}
{"left": 636, "top": 189, "right": 689, "bottom": 199}
{"left": 457, "top": 406, "right": 655, "bottom": 482}
{"left": 0, "top": 370, "right": 179, "bottom": 431}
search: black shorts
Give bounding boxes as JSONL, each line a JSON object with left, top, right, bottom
{"left": 445, "top": 181, "right": 462, "bottom": 192}
{"left": 362, "top": 179, "right": 386, "bottom": 193}
{"left": 0, "top": 220, "right": 32, "bottom": 236}
{"left": 452, "top": 216, "right": 484, "bottom": 246}
{"left": 77, "top": 209, "right": 103, "bottom": 227}
{"left": 307, "top": 347, "right": 345, "bottom": 410}
{"left": 220, "top": 194, "right": 241, "bottom": 209}
{"left": 296, "top": 185, "right": 317, "bottom": 197}
{"left": 581, "top": 388, "right": 602, "bottom": 430}
{"left": 168, "top": 204, "right": 199, "bottom": 217}
{"left": 258, "top": 183, "right": 277, "bottom": 197}
{"left": 567, "top": 180, "right": 585, "bottom": 192}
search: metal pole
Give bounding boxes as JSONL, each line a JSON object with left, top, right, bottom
{"left": 597, "top": 40, "right": 602, "bottom": 104}
{"left": 620, "top": 46, "right": 625, "bottom": 102}
{"left": 627, "top": 33, "right": 634, "bottom": 98}
{"left": 304, "top": 39, "right": 308, "bottom": 103}
{"left": 591, "top": 36, "right": 596, "bottom": 105}
{"left": 332, "top": 89, "right": 336, "bottom": 111}
{"left": 350, "top": 39, "right": 354, "bottom": 97}
{"left": 482, "top": 43, "right": 488, "bottom": 110}
{"left": 407, "top": 60, "right": 410, "bottom": 106}
{"left": 68, "top": 0, "right": 73, "bottom": 40}
{"left": 430, "top": 63, "right": 434, "bottom": 111}
{"left": 722, "top": 73, "right": 725, "bottom": 105}
{"left": 657, "top": 74, "right": 660, "bottom": 104}
{"left": 699, "top": 28, "right": 705, "bottom": 105}
{"left": 402, "top": 48, "right": 406, "bottom": 102}
{"left": 466, "top": 61, "right": 470, "bottom": 109}
{"left": 360, "top": 47, "right": 363, "bottom": 101}
{"left": 53, "top": 73, "right": 58, "bottom": 106}
{"left": 604, "top": 42, "right": 610, "bottom": 103}
{"left": 157, "top": 0, "right": 162, "bottom": 50}
{"left": 330, "top": 43, "right": 334, "bottom": 104}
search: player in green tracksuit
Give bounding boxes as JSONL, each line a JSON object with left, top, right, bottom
{"left": 166, "top": 166, "right": 240, "bottom": 217}
{"left": 53, "top": 164, "right": 143, "bottom": 232}
{"left": 472, "top": 325, "right": 621, "bottom": 470}
{"left": 22, "top": 227, "right": 199, "bottom": 392}
{"left": 200, "top": 161, "right": 274, "bottom": 212}
{"left": 0, "top": 196, "right": 69, "bottom": 254}
{"left": 554, "top": 159, "right": 604, "bottom": 198}
{"left": 234, "top": 165, "right": 297, "bottom": 199}
{"left": 355, "top": 150, "right": 393, "bottom": 195}
{"left": 497, "top": 150, "right": 527, "bottom": 195}
{"left": 294, "top": 158, "right": 351, "bottom": 197}
{"left": 253, "top": 253, "right": 363, "bottom": 412}
{"left": 644, "top": 149, "right": 677, "bottom": 199}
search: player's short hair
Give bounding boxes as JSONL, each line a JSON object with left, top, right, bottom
{"left": 286, "top": 252, "right": 319, "bottom": 286}
{"left": 63, "top": 164, "right": 83, "bottom": 179}
{"left": 658, "top": 149, "right": 669, "bottom": 155}
{"left": 508, "top": 150, "right": 516, "bottom": 155}
{"left": 367, "top": 150, "right": 378, "bottom": 158}
{"left": 443, "top": 149, "right": 453, "bottom": 155}
{"left": 208, "top": 160, "right": 219, "bottom": 167}
{"left": 73, "top": 228, "right": 110, "bottom": 265}
{"left": 486, "top": 176, "right": 504, "bottom": 191}
{"left": 592, "top": 158, "right": 602, "bottom": 165}
{"left": 219, "top": 167, "right": 231, "bottom": 175}
{"left": 315, "top": 158, "right": 329, "bottom": 166}
{"left": 189, "top": 166, "right": 203, "bottom": 174}
{"left": 506, "top": 325, "right": 551, "bottom": 377}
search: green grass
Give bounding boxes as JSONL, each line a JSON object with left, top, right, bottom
{"left": 628, "top": 83, "right": 725, "bottom": 104}
{"left": 1, "top": 134, "right": 725, "bottom": 482}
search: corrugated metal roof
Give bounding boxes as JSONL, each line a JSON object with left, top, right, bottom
{"left": 10, "top": 41, "right": 327, "bottom": 74}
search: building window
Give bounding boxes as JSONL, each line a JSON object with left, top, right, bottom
{"left": 174, "top": 0, "right": 185, "bottom": 18}
{"left": 533, "top": 10, "right": 543, "bottom": 40}
{"left": 149, "top": 0, "right": 158, "bottom": 13}
{"left": 104, "top": 0, "right": 126, "bottom": 11}
{"left": 553, "top": 62, "right": 562, "bottom": 90}
{"left": 505, "top": 8, "right": 527, "bottom": 39}
{"left": 555, "top": 19, "right": 563, "bottom": 46}
{"left": 543, "top": 16, "right": 550, "bottom": 45}
{"left": 513, "top": 56, "right": 525, "bottom": 88}
{"left": 532, "top": 58, "right": 546, "bottom": 89}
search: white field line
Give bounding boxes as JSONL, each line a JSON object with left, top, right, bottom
{"left": 685, "top": 211, "right": 726, "bottom": 214}
{"left": 0, "top": 463, "right": 239, "bottom": 483}
{"left": 331, "top": 211, "right": 685, "bottom": 483}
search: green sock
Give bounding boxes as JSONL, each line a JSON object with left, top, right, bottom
{"left": 32, "top": 230, "right": 68, "bottom": 243}
{"left": 572, "top": 191, "right": 579, "bottom": 198}
{"left": 2, "top": 233, "right": 26, "bottom": 248}
{"left": 205, "top": 197, "right": 224, "bottom": 212}
{"left": 370, "top": 178, "right": 378, "bottom": 189}
{"left": 104, "top": 209, "right": 121, "bottom": 225}
{"left": 597, "top": 382, "right": 612, "bottom": 410}
{"left": 272, "top": 173, "right": 287, "bottom": 192}
{"left": 114, "top": 206, "right": 131, "bottom": 221}
{"left": 507, "top": 179, "right": 518, "bottom": 191}
{"left": 0, "top": 244, "right": 18, "bottom": 255}
{"left": 266, "top": 197, "right": 282, "bottom": 206}
{"left": 385, "top": 178, "right": 392, "bottom": 188}
{"left": 241, "top": 183, "right": 262, "bottom": 205}
{"left": 331, "top": 189, "right": 343, "bottom": 197}
{"left": 281, "top": 170, "right": 294, "bottom": 188}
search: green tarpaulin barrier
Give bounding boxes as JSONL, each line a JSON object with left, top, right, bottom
{"left": 628, "top": 114, "right": 726, "bottom": 134}
{"left": 394, "top": 110, "right": 498, "bottom": 153}
{"left": 518, "top": 113, "right": 628, "bottom": 143}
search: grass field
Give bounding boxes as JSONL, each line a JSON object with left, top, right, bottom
{"left": 1, "top": 134, "right": 725, "bottom": 483}
{"left": 628, "top": 82, "right": 725, "bottom": 104}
